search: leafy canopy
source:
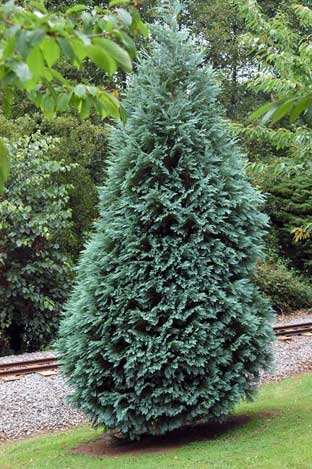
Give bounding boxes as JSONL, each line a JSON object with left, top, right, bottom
{"left": 236, "top": 0, "right": 312, "bottom": 243}
{"left": 0, "top": 133, "right": 73, "bottom": 353}
{"left": 0, "top": 0, "right": 148, "bottom": 190}
{"left": 236, "top": 0, "right": 312, "bottom": 123}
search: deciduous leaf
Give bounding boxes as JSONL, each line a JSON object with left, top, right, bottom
{"left": 57, "top": 37, "right": 76, "bottom": 62}
{"left": 100, "top": 90, "right": 120, "bottom": 118}
{"left": 42, "top": 93, "right": 55, "bottom": 116}
{"left": 15, "top": 31, "right": 31, "bottom": 58}
{"left": 75, "top": 31, "right": 91, "bottom": 46}
{"left": 94, "top": 38, "right": 132, "bottom": 72}
{"left": 71, "top": 39, "right": 87, "bottom": 64}
{"left": 0, "top": 140, "right": 9, "bottom": 192}
{"left": 79, "top": 97, "right": 91, "bottom": 119}
{"left": 270, "top": 99, "right": 295, "bottom": 124}
{"left": 56, "top": 92, "right": 72, "bottom": 112}
{"left": 261, "top": 105, "right": 280, "bottom": 125}
{"left": 40, "top": 36, "right": 60, "bottom": 68}
{"left": 87, "top": 45, "right": 117, "bottom": 75}
{"left": 115, "top": 31, "right": 136, "bottom": 58}
{"left": 66, "top": 4, "right": 87, "bottom": 15}
{"left": 290, "top": 95, "right": 312, "bottom": 122}
{"left": 116, "top": 8, "right": 132, "bottom": 26}
{"left": 250, "top": 101, "right": 274, "bottom": 121}
{"left": 27, "top": 45, "right": 45, "bottom": 78}
{"left": 50, "top": 68, "right": 67, "bottom": 83}
{"left": 12, "top": 62, "right": 32, "bottom": 82}
{"left": 131, "top": 12, "right": 149, "bottom": 36}
{"left": 27, "top": 29, "right": 45, "bottom": 48}
{"left": 109, "top": 0, "right": 130, "bottom": 6}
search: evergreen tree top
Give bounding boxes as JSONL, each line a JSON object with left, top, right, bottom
{"left": 155, "top": 0, "right": 184, "bottom": 29}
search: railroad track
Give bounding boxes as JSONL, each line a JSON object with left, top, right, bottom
{"left": 273, "top": 321, "right": 312, "bottom": 337}
{"left": 0, "top": 321, "right": 311, "bottom": 381}
{"left": 0, "top": 356, "right": 58, "bottom": 380}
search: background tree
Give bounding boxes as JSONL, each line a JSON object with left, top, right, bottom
{"left": 0, "top": 112, "right": 110, "bottom": 258}
{"left": 235, "top": 0, "right": 312, "bottom": 274}
{"left": 0, "top": 0, "right": 148, "bottom": 353}
{"left": 178, "top": 0, "right": 287, "bottom": 120}
{"left": 185, "top": 0, "right": 253, "bottom": 120}
{"left": 57, "top": 6, "right": 273, "bottom": 440}
{"left": 0, "top": 0, "right": 147, "bottom": 190}
{"left": 240, "top": 1, "right": 312, "bottom": 123}
{"left": 0, "top": 134, "right": 72, "bottom": 354}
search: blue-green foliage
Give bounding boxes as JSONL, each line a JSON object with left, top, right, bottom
{"left": 57, "top": 16, "right": 273, "bottom": 440}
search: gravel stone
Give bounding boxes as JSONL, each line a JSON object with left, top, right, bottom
{"left": 0, "top": 374, "right": 86, "bottom": 441}
{"left": 259, "top": 311, "right": 312, "bottom": 382}
{"left": 261, "top": 334, "right": 312, "bottom": 383}
{"left": 275, "top": 310, "right": 312, "bottom": 327}
{"left": 0, "top": 312, "right": 311, "bottom": 440}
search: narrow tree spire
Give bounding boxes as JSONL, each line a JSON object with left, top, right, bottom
{"left": 156, "top": 0, "right": 183, "bottom": 29}
{"left": 57, "top": 11, "right": 273, "bottom": 441}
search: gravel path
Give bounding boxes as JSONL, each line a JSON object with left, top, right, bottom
{"left": 260, "top": 311, "right": 312, "bottom": 382}
{"left": 261, "top": 335, "right": 312, "bottom": 382}
{"left": 275, "top": 309, "right": 312, "bottom": 326}
{"left": 0, "top": 350, "right": 56, "bottom": 366}
{"left": 0, "top": 312, "right": 311, "bottom": 441}
{"left": 0, "top": 375, "right": 86, "bottom": 441}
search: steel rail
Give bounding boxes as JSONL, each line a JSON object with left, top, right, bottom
{"left": 0, "top": 356, "right": 58, "bottom": 378}
{"left": 273, "top": 321, "right": 312, "bottom": 337}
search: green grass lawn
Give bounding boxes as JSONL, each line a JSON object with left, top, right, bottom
{"left": 1, "top": 374, "right": 311, "bottom": 469}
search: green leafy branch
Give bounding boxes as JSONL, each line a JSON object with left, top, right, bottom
{"left": 236, "top": 1, "right": 312, "bottom": 124}
{"left": 0, "top": 0, "right": 148, "bottom": 190}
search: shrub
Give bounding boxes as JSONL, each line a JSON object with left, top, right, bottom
{"left": 0, "top": 113, "right": 109, "bottom": 259}
{"left": 57, "top": 13, "right": 273, "bottom": 441}
{"left": 0, "top": 134, "right": 73, "bottom": 354}
{"left": 37, "top": 115, "right": 109, "bottom": 258}
{"left": 266, "top": 174, "right": 312, "bottom": 275}
{"left": 255, "top": 259, "right": 312, "bottom": 314}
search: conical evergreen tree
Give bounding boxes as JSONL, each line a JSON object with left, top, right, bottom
{"left": 57, "top": 3, "right": 273, "bottom": 441}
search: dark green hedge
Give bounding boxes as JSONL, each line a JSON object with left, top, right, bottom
{"left": 266, "top": 174, "right": 312, "bottom": 276}
{"left": 255, "top": 258, "right": 312, "bottom": 314}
